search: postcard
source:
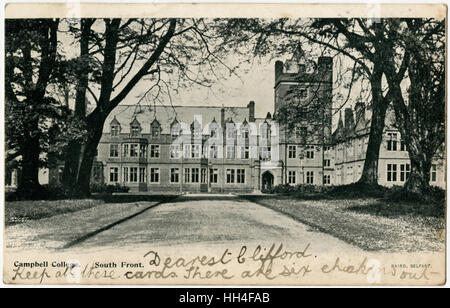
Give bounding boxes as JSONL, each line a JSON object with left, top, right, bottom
{"left": 3, "top": 2, "right": 446, "bottom": 286}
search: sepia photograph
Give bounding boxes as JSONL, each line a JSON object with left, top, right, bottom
{"left": 2, "top": 2, "right": 447, "bottom": 286}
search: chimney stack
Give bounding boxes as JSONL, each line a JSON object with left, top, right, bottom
{"left": 318, "top": 56, "right": 333, "bottom": 81}
{"left": 344, "top": 108, "right": 354, "bottom": 129}
{"left": 275, "top": 60, "right": 284, "bottom": 81}
{"left": 220, "top": 106, "right": 225, "bottom": 126}
{"left": 354, "top": 102, "right": 365, "bottom": 124}
{"left": 247, "top": 101, "right": 255, "bottom": 122}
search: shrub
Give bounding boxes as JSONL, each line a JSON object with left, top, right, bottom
{"left": 91, "top": 183, "right": 130, "bottom": 194}
{"left": 383, "top": 185, "right": 445, "bottom": 206}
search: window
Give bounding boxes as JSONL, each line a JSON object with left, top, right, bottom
{"left": 150, "top": 145, "right": 160, "bottom": 158}
{"left": 240, "top": 146, "right": 250, "bottom": 159}
{"left": 387, "top": 164, "right": 397, "bottom": 182}
{"left": 324, "top": 146, "right": 332, "bottom": 152}
{"left": 191, "top": 144, "right": 201, "bottom": 158}
{"left": 400, "top": 139, "right": 406, "bottom": 151}
{"left": 184, "top": 168, "right": 190, "bottom": 183}
{"left": 170, "top": 168, "right": 179, "bottom": 183}
{"left": 129, "top": 167, "right": 138, "bottom": 182}
{"left": 227, "top": 127, "right": 235, "bottom": 139}
{"left": 288, "top": 145, "right": 297, "bottom": 159}
{"left": 130, "top": 144, "right": 138, "bottom": 157}
{"left": 288, "top": 171, "right": 296, "bottom": 184}
{"left": 184, "top": 144, "right": 191, "bottom": 158}
{"left": 170, "top": 144, "right": 181, "bottom": 159}
{"left": 209, "top": 145, "right": 218, "bottom": 159}
{"left": 400, "top": 164, "right": 410, "bottom": 182}
{"left": 58, "top": 166, "right": 64, "bottom": 183}
{"left": 150, "top": 168, "right": 159, "bottom": 183}
{"left": 260, "top": 146, "right": 271, "bottom": 160}
{"left": 139, "top": 144, "right": 147, "bottom": 158}
{"left": 226, "top": 145, "right": 235, "bottom": 159}
{"left": 109, "top": 167, "right": 118, "bottom": 183}
{"left": 261, "top": 124, "right": 270, "bottom": 140}
{"left": 298, "top": 64, "right": 306, "bottom": 73}
{"left": 237, "top": 169, "right": 245, "bottom": 184}
{"left": 93, "top": 166, "right": 102, "bottom": 182}
{"left": 387, "top": 133, "right": 398, "bottom": 151}
{"left": 241, "top": 128, "right": 249, "bottom": 139}
{"left": 324, "top": 159, "right": 331, "bottom": 167}
{"left": 306, "top": 171, "right": 314, "bottom": 184}
{"left": 210, "top": 169, "right": 218, "bottom": 183}
{"left": 201, "top": 168, "right": 207, "bottom": 184}
{"left": 306, "top": 146, "right": 314, "bottom": 159}
{"left": 171, "top": 125, "right": 180, "bottom": 138}
{"left": 138, "top": 168, "right": 146, "bottom": 183}
{"left": 151, "top": 126, "right": 160, "bottom": 138}
{"left": 111, "top": 125, "right": 120, "bottom": 137}
{"left": 298, "top": 126, "right": 307, "bottom": 139}
{"left": 131, "top": 125, "right": 140, "bottom": 137}
{"left": 191, "top": 168, "right": 199, "bottom": 183}
{"left": 109, "top": 144, "right": 119, "bottom": 157}
{"left": 431, "top": 165, "right": 437, "bottom": 182}
{"left": 123, "top": 144, "right": 129, "bottom": 157}
{"left": 226, "top": 169, "right": 235, "bottom": 183}
{"left": 123, "top": 167, "right": 128, "bottom": 182}
{"left": 323, "top": 174, "right": 331, "bottom": 185}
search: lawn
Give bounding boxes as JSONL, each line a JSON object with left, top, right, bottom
{"left": 242, "top": 195, "right": 445, "bottom": 252}
{"left": 4, "top": 199, "right": 105, "bottom": 226}
{"left": 4, "top": 194, "right": 178, "bottom": 226}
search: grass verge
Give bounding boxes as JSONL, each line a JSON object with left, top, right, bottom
{"left": 242, "top": 194, "right": 445, "bottom": 252}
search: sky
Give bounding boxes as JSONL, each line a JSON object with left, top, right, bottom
{"left": 127, "top": 58, "right": 277, "bottom": 120}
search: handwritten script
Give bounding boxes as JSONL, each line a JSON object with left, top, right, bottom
{"left": 7, "top": 243, "right": 439, "bottom": 284}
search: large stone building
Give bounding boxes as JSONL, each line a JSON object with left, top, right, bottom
{"left": 8, "top": 56, "right": 443, "bottom": 192}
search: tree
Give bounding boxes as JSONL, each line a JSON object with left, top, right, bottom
{"left": 5, "top": 19, "right": 60, "bottom": 199}
{"left": 383, "top": 18, "right": 445, "bottom": 192}
{"left": 58, "top": 18, "right": 239, "bottom": 196}
{"left": 219, "top": 18, "right": 443, "bottom": 188}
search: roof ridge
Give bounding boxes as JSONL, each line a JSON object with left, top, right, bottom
{"left": 115, "top": 104, "right": 248, "bottom": 109}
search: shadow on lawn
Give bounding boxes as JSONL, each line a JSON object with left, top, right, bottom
{"left": 345, "top": 200, "right": 445, "bottom": 218}
{"left": 92, "top": 194, "right": 178, "bottom": 204}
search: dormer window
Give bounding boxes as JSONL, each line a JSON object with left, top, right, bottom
{"left": 191, "top": 119, "right": 202, "bottom": 138}
{"left": 110, "top": 116, "right": 121, "bottom": 137}
{"left": 209, "top": 118, "right": 219, "bottom": 138}
{"left": 111, "top": 125, "right": 120, "bottom": 137}
{"left": 171, "top": 119, "right": 181, "bottom": 138}
{"left": 260, "top": 122, "right": 271, "bottom": 140}
{"left": 130, "top": 117, "right": 141, "bottom": 137}
{"left": 298, "top": 64, "right": 306, "bottom": 73}
{"left": 131, "top": 125, "right": 140, "bottom": 137}
{"left": 240, "top": 120, "right": 249, "bottom": 139}
{"left": 151, "top": 118, "right": 161, "bottom": 138}
{"left": 225, "top": 119, "right": 235, "bottom": 139}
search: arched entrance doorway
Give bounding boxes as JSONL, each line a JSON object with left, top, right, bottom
{"left": 261, "top": 171, "right": 274, "bottom": 191}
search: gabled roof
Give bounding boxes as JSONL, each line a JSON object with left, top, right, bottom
{"left": 151, "top": 117, "right": 160, "bottom": 127}
{"left": 110, "top": 116, "right": 121, "bottom": 126}
{"left": 130, "top": 117, "right": 141, "bottom": 127}
{"left": 103, "top": 105, "right": 249, "bottom": 135}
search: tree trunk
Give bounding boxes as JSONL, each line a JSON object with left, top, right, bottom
{"left": 61, "top": 140, "right": 82, "bottom": 189}
{"left": 61, "top": 19, "right": 93, "bottom": 192}
{"left": 17, "top": 133, "right": 42, "bottom": 199}
{"left": 405, "top": 152, "right": 431, "bottom": 193}
{"left": 358, "top": 70, "right": 388, "bottom": 185}
{"left": 73, "top": 112, "right": 105, "bottom": 197}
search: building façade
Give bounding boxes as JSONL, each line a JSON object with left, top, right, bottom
{"left": 21, "top": 56, "right": 442, "bottom": 192}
